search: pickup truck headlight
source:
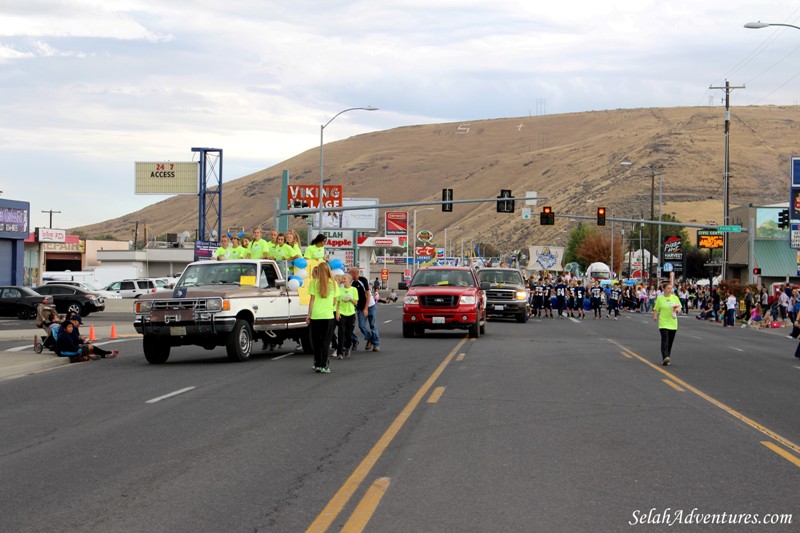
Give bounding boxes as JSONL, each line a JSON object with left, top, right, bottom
{"left": 515, "top": 290, "right": 528, "bottom": 300}
{"left": 135, "top": 300, "right": 153, "bottom": 314}
{"left": 460, "top": 295, "right": 477, "bottom": 305}
{"left": 404, "top": 295, "right": 419, "bottom": 304}
{"left": 206, "top": 298, "right": 224, "bottom": 311}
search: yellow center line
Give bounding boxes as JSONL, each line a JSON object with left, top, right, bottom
{"left": 608, "top": 339, "right": 800, "bottom": 457}
{"left": 456, "top": 353, "right": 465, "bottom": 361}
{"left": 662, "top": 378, "right": 685, "bottom": 392}
{"left": 619, "top": 350, "right": 633, "bottom": 359}
{"left": 427, "top": 386, "right": 446, "bottom": 403}
{"left": 341, "top": 477, "right": 391, "bottom": 533}
{"left": 761, "top": 441, "right": 800, "bottom": 468}
{"left": 306, "top": 337, "right": 467, "bottom": 533}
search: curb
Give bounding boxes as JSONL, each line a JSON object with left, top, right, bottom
{"left": 0, "top": 356, "right": 68, "bottom": 382}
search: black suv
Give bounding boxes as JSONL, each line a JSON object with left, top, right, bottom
{"left": 476, "top": 268, "right": 529, "bottom": 323}
{"left": 33, "top": 284, "right": 106, "bottom": 317}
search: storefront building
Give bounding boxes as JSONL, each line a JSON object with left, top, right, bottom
{"left": 0, "top": 199, "right": 30, "bottom": 285}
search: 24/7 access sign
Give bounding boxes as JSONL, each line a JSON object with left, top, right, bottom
{"left": 135, "top": 162, "right": 199, "bottom": 194}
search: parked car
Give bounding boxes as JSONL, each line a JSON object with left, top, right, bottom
{"left": 40, "top": 280, "right": 122, "bottom": 299}
{"left": 103, "top": 279, "right": 158, "bottom": 298}
{"left": 477, "top": 267, "right": 529, "bottom": 322}
{"left": 0, "top": 286, "right": 53, "bottom": 319}
{"left": 33, "top": 284, "right": 106, "bottom": 317}
{"left": 402, "top": 266, "right": 487, "bottom": 338}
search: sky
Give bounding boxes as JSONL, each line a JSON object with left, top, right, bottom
{"left": 3, "top": 0, "right": 800, "bottom": 232}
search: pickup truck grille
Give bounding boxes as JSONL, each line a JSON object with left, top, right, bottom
{"left": 486, "top": 289, "right": 517, "bottom": 301}
{"left": 150, "top": 299, "right": 210, "bottom": 311}
{"left": 420, "top": 295, "right": 458, "bottom": 307}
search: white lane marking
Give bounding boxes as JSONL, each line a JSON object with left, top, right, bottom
{"left": 384, "top": 320, "right": 392, "bottom": 324}
{"left": 146, "top": 386, "right": 196, "bottom": 404}
{"left": 794, "top": 366, "right": 800, "bottom": 371}
{"left": 271, "top": 353, "right": 294, "bottom": 360}
{"left": 728, "top": 346, "right": 744, "bottom": 352}
{"left": 689, "top": 335, "right": 702, "bottom": 340}
{"left": 569, "top": 317, "right": 580, "bottom": 323}
{"left": 6, "top": 345, "right": 33, "bottom": 352}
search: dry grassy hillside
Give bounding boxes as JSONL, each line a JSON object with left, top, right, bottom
{"left": 76, "top": 106, "right": 800, "bottom": 251}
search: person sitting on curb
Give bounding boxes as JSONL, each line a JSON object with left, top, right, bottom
{"left": 55, "top": 321, "right": 94, "bottom": 363}
{"left": 67, "top": 315, "right": 118, "bottom": 359}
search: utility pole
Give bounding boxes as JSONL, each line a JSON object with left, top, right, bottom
{"left": 41, "top": 209, "right": 61, "bottom": 228}
{"left": 709, "top": 80, "right": 745, "bottom": 281}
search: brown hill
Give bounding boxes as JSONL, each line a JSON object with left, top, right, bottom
{"left": 76, "top": 106, "right": 797, "bottom": 252}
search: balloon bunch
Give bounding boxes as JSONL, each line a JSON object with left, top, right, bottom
{"left": 287, "top": 257, "right": 308, "bottom": 290}
{"left": 329, "top": 258, "right": 345, "bottom": 277}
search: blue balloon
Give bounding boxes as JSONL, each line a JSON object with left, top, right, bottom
{"left": 288, "top": 275, "right": 302, "bottom": 283}
{"left": 329, "top": 258, "right": 343, "bottom": 270}
{"left": 294, "top": 257, "right": 308, "bottom": 269}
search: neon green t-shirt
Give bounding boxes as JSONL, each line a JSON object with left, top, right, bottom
{"left": 270, "top": 243, "right": 294, "bottom": 261}
{"left": 654, "top": 294, "right": 681, "bottom": 330}
{"left": 309, "top": 279, "right": 340, "bottom": 319}
{"left": 248, "top": 238, "right": 269, "bottom": 259}
{"left": 304, "top": 244, "right": 325, "bottom": 260}
{"left": 287, "top": 242, "right": 302, "bottom": 259}
{"left": 213, "top": 246, "right": 230, "bottom": 260}
{"left": 228, "top": 245, "right": 247, "bottom": 260}
{"left": 337, "top": 286, "right": 359, "bottom": 317}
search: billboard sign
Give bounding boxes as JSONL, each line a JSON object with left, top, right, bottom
{"left": 663, "top": 236, "right": 683, "bottom": 272}
{"left": 385, "top": 211, "right": 408, "bottom": 236}
{"left": 313, "top": 198, "right": 378, "bottom": 231}
{"left": 135, "top": 162, "right": 199, "bottom": 194}
{"left": 287, "top": 184, "right": 343, "bottom": 209}
{"left": 0, "top": 204, "right": 29, "bottom": 235}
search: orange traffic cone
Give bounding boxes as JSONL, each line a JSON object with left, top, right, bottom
{"left": 110, "top": 323, "right": 118, "bottom": 339}
{"left": 89, "top": 324, "right": 96, "bottom": 341}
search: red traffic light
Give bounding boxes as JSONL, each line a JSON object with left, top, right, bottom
{"left": 753, "top": 268, "right": 762, "bottom": 275}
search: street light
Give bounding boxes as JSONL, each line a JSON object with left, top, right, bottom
{"left": 621, "top": 161, "right": 662, "bottom": 279}
{"left": 319, "top": 106, "right": 378, "bottom": 231}
{"left": 745, "top": 21, "right": 800, "bottom": 31}
{"left": 412, "top": 207, "right": 434, "bottom": 273}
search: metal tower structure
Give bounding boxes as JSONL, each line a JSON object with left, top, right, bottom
{"left": 192, "top": 147, "right": 223, "bottom": 241}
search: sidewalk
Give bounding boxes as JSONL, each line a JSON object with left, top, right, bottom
{"left": 0, "top": 320, "right": 139, "bottom": 382}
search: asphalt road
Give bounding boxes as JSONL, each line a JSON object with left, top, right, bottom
{"left": 0, "top": 305, "right": 797, "bottom": 532}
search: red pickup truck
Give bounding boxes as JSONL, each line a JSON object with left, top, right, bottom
{"left": 402, "top": 266, "right": 487, "bottom": 338}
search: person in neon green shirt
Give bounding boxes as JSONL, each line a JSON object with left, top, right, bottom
{"left": 264, "top": 228, "right": 279, "bottom": 259}
{"left": 335, "top": 273, "right": 359, "bottom": 359}
{"left": 213, "top": 234, "right": 231, "bottom": 261}
{"left": 653, "top": 283, "right": 681, "bottom": 366}
{"left": 269, "top": 233, "right": 294, "bottom": 261}
{"left": 228, "top": 236, "right": 248, "bottom": 260}
{"left": 304, "top": 234, "right": 327, "bottom": 261}
{"left": 284, "top": 230, "right": 303, "bottom": 261}
{"left": 248, "top": 227, "right": 269, "bottom": 259}
{"left": 306, "top": 263, "right": 339, "bottom": 373}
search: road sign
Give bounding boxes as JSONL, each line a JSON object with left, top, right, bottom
{"left": 521, "top": 207, "right": 531, "bottom": 220}
{"left": 717, "top": 225, "right": 741, "bottom": 233}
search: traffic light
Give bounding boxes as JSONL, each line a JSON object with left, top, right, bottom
{"left": 442, "top": 188, "right": 453, "bottom": 212}
{"left": 753, "top": 267, "right": 762, "bottom": 275}
{"left": 497, "top": 189, "right": 514, "bottom": 213}
{"left": 778, "top": 208, "right": 789, "bottom": 229}
{"left": 540, "top": 206, "right": 555, "bottom": 225}
{"left": 597, "top": 207, "right": 606, "bottom": 226}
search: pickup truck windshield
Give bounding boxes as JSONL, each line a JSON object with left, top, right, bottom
{"left": 179, "top": 263, "right": 261, "bottom": 288}
{"left": 478, "top": 270, "right": 524, "bottom": 285}
{"left": 411, "top": 270, "right": 475, "bottom": 287}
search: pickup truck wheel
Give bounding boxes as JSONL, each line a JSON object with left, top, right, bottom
{"left": 300, "top": 327, "right": 314, "bottom": 354}
{"left": 402, "top": 323, "right": 415, "bottom": 338}
{"left": 468, "top": 319, "right": 480, "bottom": 338}
{"left": 516, "top": 311, "right": 528, "bottom": 323}
{"left": 226, "top": 319, "right": 253, "bottom": 362}
{"left": 480, "top": 318, "right": 487, "bottom": 334}
{"left": 143, "top": 337, "right": 170, "bottom": 364}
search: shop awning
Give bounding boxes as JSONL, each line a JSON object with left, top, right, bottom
{"left": 754, "top": 240, "right": 797, "bottom": 277}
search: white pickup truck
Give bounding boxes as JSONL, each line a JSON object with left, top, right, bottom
{"left": 133, "top": 259, "right": 311, "bottom": 363}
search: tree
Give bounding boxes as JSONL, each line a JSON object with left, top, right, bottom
{"left": 576, "top": 232, "right": 624, "bottom": 268}
{"left": 564, "top": 223, "right": 595, "bottom": 271}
